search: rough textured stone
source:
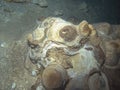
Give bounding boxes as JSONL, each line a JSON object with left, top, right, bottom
{"left": 26, "top": 17, "right": 111, "bottom": 90}
{"left": 1, "top": 17, "right": 120, "bottom": 90}
{"left": 93, "top": 23, "right": 112, "bottom": 36}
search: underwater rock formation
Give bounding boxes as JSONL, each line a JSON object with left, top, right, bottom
{"left": 42, "top": 64, "right": 68, "bottom": 89}
{"left": 25, "top": 17, "right": 120, "bottom": 90}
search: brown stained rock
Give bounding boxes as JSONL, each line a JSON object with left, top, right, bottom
{"left": 25, "top": 17, "right": 120, "bottom": 90}
{"left": 105, "top": 40, "right": 120, "bottom": 67}
{"left": 88, "top": 72, "right": 109, "bottom": 90}
{"left": 27, "top": 27, "right": 45, "bottom": 48}
{"left": 111, "top": 25, "right": 120, "bottom": 39}
{"left": 88, "top": 24, "right": 97, "bottom": 36}
{"left": 103, "top": 67, "right": 120, "bottom": 90}
{"left": 65, "top": 70, "right": 109, "bottom": 90}
{"left": 93, "top": 43, "right": 106, "bottom": 67}
{"left": 78, "top": 20, "right": 91, "bottom": 36}
{"left": 46, "top": 48, "right": 73, "bottom": 69}
{"left": 42, "top": 68, "right": 62, "bottom": 88}
{"left": 42, "top": 64, "right": 68, "bottom": 89}
{"left": 90, "top": 35, "right": 102, "bottom": 46}
{"left": 65, "top": 76, "right": 89, "bottom": 90}
{"left": 78, "top": 21, "right": 97, "bottom": 38}
{"left": 59, "top": 25, "right": 77, "bottom": 42}
{"left": 93, "top": 23, "right": 112, "bottom": 36}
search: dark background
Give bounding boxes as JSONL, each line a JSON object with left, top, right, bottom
{"left": 49, "top": 0, "right": 120, "bottom": 24}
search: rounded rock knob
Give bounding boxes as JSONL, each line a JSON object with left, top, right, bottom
{"left": 59, "top": 25, "right": 77, "bottom": 42}
{"left": 42, "top": 64, "right": 68, "bottom": 89}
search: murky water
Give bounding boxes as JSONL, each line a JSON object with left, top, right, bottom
{"left": 0, "top": 0, "right": 120, "bottom": 42}
{"left": 0, "top": 0, "right": 120, "bottom": 90}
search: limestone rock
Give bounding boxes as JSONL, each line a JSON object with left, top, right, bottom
{"left": 105, "top": 39, "right": 120, "bottom": 68}
{"left": 26, "top": 17, "right": 111, "bottom": 90}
